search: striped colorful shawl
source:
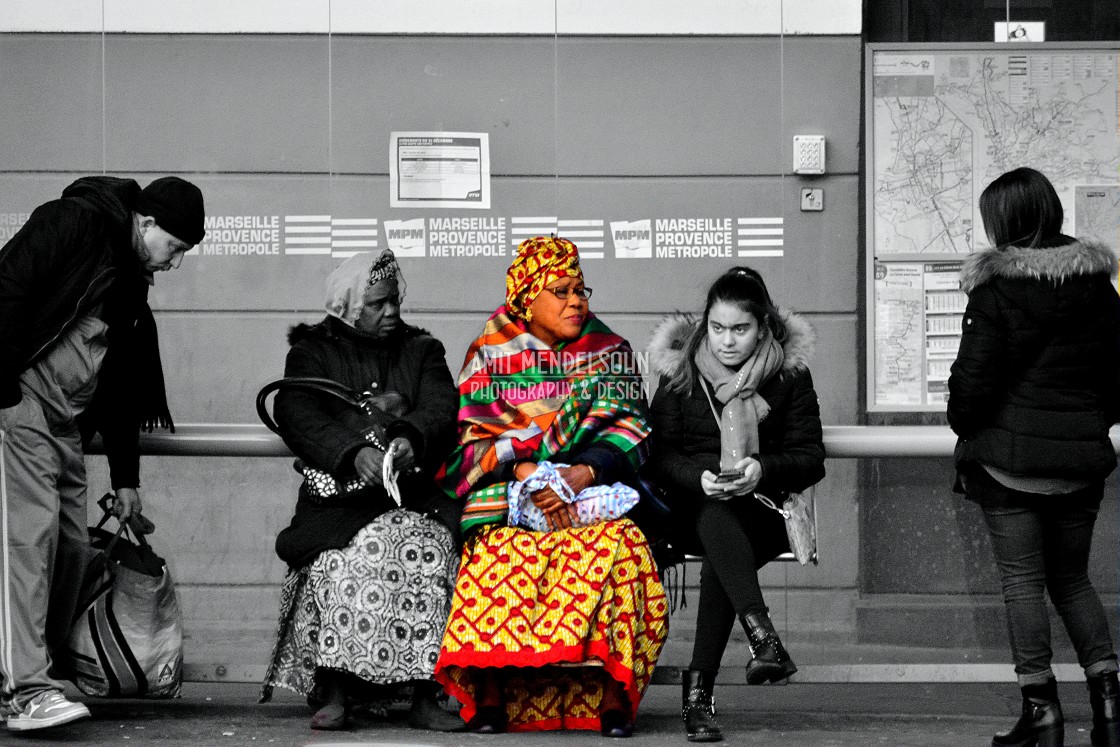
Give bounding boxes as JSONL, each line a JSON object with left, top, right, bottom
{"left": 437, "top": 306, "right": 651, "bottom": 532}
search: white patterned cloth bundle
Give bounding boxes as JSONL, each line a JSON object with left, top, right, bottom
{"left": 507, "top": 460, "right": 639, "bottom": 532}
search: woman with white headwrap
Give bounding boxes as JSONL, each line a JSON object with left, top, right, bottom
{"left": 259, "top": 250, "right": 464, "bottom": 732}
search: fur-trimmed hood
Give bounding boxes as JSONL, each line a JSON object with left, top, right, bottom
{"left": 959, "top": 238, "right": 1117, "bottom": 295}
{"left": 287, "top": 316, "right": 430, "bottom": 346}
{"left": 646, "top": 307, "right": 816, "bottom": 381}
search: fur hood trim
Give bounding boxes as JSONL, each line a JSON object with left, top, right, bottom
{"left": 287, "top": 317, "right": 429, "bottom": 346}
{"left": 647, "top": 307, "right": 816, "bottom": 381}
{"left": 960, "top": 239, "right": 1117, "bottom": 295}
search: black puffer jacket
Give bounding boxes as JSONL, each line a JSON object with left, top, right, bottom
{"left": 272, "top": 317, "right": 461, "bottom": 567}
{"left": 647, "top": 310, "right": 825, "bottom": 556}
{"left": 947, "top": 237, "right": 1120, "bottom": 481}
{"left": 0, "top": 176, "right": 171, "bottom": 489}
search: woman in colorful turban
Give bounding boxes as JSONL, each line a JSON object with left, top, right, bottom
{"left": 433, "top": 236, "right": 668, "bottom": 738}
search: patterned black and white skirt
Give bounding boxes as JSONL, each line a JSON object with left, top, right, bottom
{"left": 261, "top": 508, "right": 458, "bottom": 702}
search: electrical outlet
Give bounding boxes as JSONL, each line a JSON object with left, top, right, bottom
{"left": 793, "top": 135, "right": 826, "bottom": 175}
{"left": 801, "top": 188, "right": 824, "bottom": 211}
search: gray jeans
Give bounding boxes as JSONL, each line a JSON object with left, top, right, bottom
{"left": 972, "top": 471, "right": 1117, "bottom": 684}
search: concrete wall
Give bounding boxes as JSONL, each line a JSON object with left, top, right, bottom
{"left": 0, "top": 27, "right": 862, "bottom": 675}
{"left": 11, "top": 0, "right": 1114, "bottom": 680}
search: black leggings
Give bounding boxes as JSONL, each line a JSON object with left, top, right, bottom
{"left": 689, "top": 499, "right": 775, "bottom": 675}
{"left": 970, "top": 472, "right": 1117, "bottom": 683}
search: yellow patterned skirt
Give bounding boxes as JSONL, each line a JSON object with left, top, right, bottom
{"left": 434, "top": 518, "right": 668, "bottom": 732}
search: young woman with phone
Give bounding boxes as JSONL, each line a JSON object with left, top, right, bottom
{"left": 647, "top": 267, "right": 825, "bottom": 743}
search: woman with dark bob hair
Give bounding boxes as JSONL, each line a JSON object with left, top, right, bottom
{"left": 948, "top": 167, "right": 1120, "bottom": 747}
{"left": 647, "top": 266, "right": 825, "bottom": 742}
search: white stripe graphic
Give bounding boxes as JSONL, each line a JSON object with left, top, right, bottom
{"left": 284, "top": 247, "right": 332, "bottom": 255}
{"left": 331, "top": 250, "right": 373, "bottom": 259}
{"left": 580, "top": 251, "right": 605, "bottom": 259}
{"left": 737, "top": 228, "right": 784, "bottom": 236}
{"left": 557, "top": 219, "right": 604, "bottom": 227}
{"left": 510, "top": 237, "right": 601, "bottom": 248}
{"left": 332, "top": 240, "right": 379, "bottom": 248}
{"left": 284, "top": 226, "right": 331, "bottom": 234}
{"left": 738, "top": 249, "right": 784, "bottom": 257}
{"left": 554, "top": 230, "right": 602, "bottom": 238}
{"left": 509, "top": 227, "right": 557, "bottom": 235}
{"left": 737, "top": 239, "right": 784, "bottom": 246}
{"left": 511, "top": 216, "right": 557, "bottom": 223}
{"left": 284, "top": 215, "right": 331, "bottom": 222}
{"left": 738, "top": 217, "right": 784, "bottom": 224}
{"left": 0, "top": 429, "right": 12, "bottom": 693}
{"left": 331, "top": 218, "right": 378, "bottom": 226}
{"left": 284, "top": 237, "right": 331, "bottom": 245}
{"left": 331, "top": 229, "right": 379, "bottom": 237}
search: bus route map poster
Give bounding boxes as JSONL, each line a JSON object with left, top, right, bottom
{"left": 865, "top": 43, "right": 1120, "bottom": 410}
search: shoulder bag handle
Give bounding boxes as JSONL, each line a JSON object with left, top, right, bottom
{"left": 255, "top": 377, "right": 373, "bottom": 434}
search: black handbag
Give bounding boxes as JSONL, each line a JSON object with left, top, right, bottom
{"left": 258, "top": 377, "right": 464, "bottom": 550}
{"left": 256, "top": 377, "right": 395, "bottom": 502}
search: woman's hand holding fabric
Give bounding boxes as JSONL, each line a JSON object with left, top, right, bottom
{"left": 353, "top": 446, "right": 386, "bottom": 487}
{"left": 543, "top": 500, "right": 579, "bottom": 530}
{"left": 510, "top": 462, "right": 574, "bottom": 530}
{"left": 528, "top": 485, "right": 579, "bottom": 530}
{"left": 513, "top": 461, "right": 538, "bottom": 482}
{"left": 557, "top": 464, "right": 594, "bottom": 493}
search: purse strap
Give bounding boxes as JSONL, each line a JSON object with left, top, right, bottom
{"left": 753, "top": 491, "right": 790, "bottom": 519}
{"left": 255, "top": 377, "right": 371, "bottom": 434}
{"left": 699, "top": 378, "right": 722, "bottom": 426}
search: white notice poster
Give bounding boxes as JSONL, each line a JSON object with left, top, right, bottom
{"left": 390, "top": 132, "right": 491, "bottom": 209}
{"left": 874, "top": 262, "right": 924, "bottom": 406}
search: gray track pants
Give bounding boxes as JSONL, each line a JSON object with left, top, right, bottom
{"left": 0, "top": 317, "right": 107, "bottom": 711}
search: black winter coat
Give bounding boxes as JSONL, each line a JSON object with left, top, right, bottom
{"left": 647, "top": 310, "right": 826, "bottom": 558}
{"left": 947, "top": 237, "right": 1120, "bottom": 482}
{"left": 0, "top": 176, "right": 172, "bottom": 489}
{"left": 272, "top": 317, "right": 461, "bottom": 567}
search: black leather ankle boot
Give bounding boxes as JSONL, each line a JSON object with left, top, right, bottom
{"left": 740, "top": 612, "right": 797, "bottom": 685}
{"left": 682, "top": 669, "right": 722, "bottom": 743}
{"left": 1088, "top": 671, "right": 1120, "bottom": 747}
{"left": 993, "top": 679, "right": 1064, "bottom": 747}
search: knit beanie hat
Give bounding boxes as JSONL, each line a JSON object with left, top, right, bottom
{"left": 136, "top": 176, "right": 206, "bottom": 245}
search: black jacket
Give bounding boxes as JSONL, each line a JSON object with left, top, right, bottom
{"left": 272, "top": 317, "right": 461, "bottom": 567}
{"left": 647, "top": 310, "right": 825, "bottom": 556}
{"left": 0, "top": 176, "right": 172, "bottom": 489}
{"left": 947, "top": 237, "right": 1120, "bottom": 481}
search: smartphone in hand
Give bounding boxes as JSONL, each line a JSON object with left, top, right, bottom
{"left": 715, "top": 468, "right": 744, "bottom": 483}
